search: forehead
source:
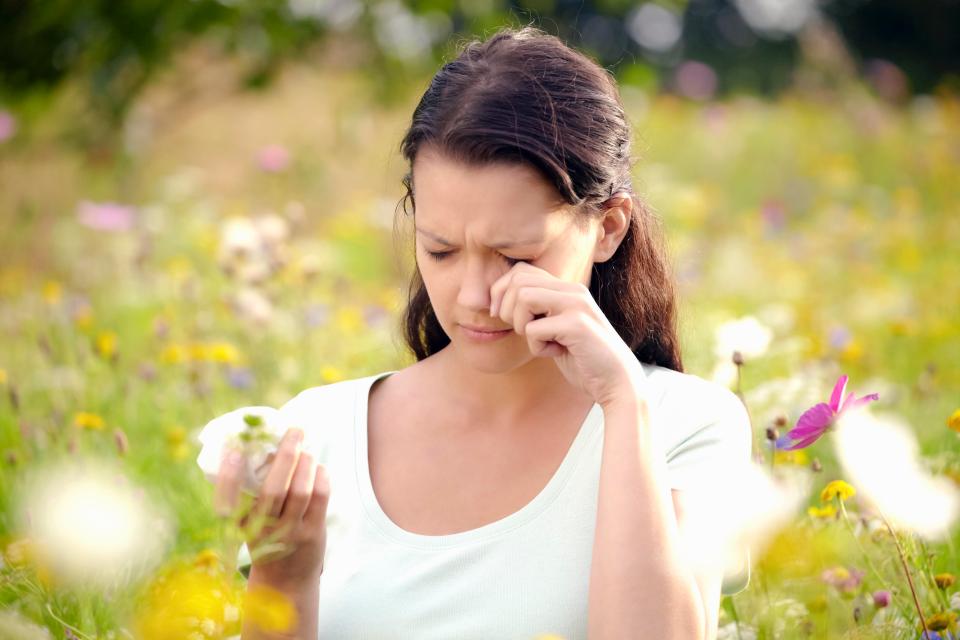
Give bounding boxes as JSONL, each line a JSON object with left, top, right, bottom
{"left": 411, "top": 147, "right": 572, "bottom": 235}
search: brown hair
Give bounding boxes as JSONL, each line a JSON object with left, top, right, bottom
{"left": 394, "top": 26, "right": 684, "bottom": 372}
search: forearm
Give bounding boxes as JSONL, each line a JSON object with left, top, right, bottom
{"left": 587, "top": 396, "right": 705, "bottom": 640}
{"left": 242, "top": 565, "right": 319, "bottom": 640}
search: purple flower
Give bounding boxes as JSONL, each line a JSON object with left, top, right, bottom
{"left": 776, "top": 375, "right": 879, "bottom": 450}
{"left": 872, "top": 590, "right": 891, "bottom": 608}
{"left": 226, "top": 366, "right": 255, "bottom": 390}
{"left": 77, "top": 201, "right": 136, "bottom": 232}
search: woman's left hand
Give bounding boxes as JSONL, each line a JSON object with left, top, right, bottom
{"left": 489, "top": 262, "right": 647, "bottom": 409}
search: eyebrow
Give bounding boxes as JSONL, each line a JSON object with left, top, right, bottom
{"left": 415, "top": 226, "right": 544, "bottom": 249}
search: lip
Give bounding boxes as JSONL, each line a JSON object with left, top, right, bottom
{"left": 459, "top": 323, "right": 512, "bottom": 341}
{"left": 460, "top": 323, "right": 511, "bottom": 333}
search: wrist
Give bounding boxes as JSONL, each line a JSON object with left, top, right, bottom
{"left": 248, "top": 562, "right": 322, "bottom": 594}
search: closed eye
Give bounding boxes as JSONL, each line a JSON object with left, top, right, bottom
{"left": 426, "top": 250, "right": 527, "bottom": 266}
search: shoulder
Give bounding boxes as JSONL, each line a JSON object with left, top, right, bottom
{"left": 279, "top": 370, "right": 396, "bottom": 422}
{"left": 639, "top": 363, "right": 751, "bottom": 456}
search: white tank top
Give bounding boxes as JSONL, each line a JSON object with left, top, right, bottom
{"left": 232, "top": 363, "right": 752, "bottom": 639}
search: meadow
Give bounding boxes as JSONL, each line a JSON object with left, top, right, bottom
{"left": 0, "top": 54, "right": 958, "bottom": 639}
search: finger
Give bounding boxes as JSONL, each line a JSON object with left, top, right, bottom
{"left": 279, "top": 449, "right": 316, "bottom": 523}
{"left": 511, "top": 286, "right": 577, "bottom": 336}
{"left": 214, "top": 447, "right": 244, "bottom": 517}
{"left": 257, "top": 427, "right": 305, "bottom": 519}
{"left": 302, "top": 464, "right": 331, "bottom": 529}
{"left": 525, "top": 313, "right": 580, "bottom": 358}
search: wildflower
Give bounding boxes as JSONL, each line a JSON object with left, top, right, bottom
{"left": 776, "top": 374, "right": 879, "bottom": 450}
{"left": 95, "top": 330, "right": 118, "bottom": 360}
{"left": 320, "top": 365, "right": 344, "bottom": 383}
{"left": 947, "top": 410, "right": 960, "bottom": 434}
{"left": 167, "top": 426, "right": 190, "bottom": 461}
{"left": 257, "top": 144, "right": 291, "bottom": 173}
{"left": 73, "top": 411, "right": 105, "bottom": 431}
{"left": 24, "top": 464, "right": 169, "bottom": 587}
{"left": 925, "top": 610, "right": 958, "bottom": 633}
{"left": 821, "top": 480, "right": 856, "bottom": 503}
{"left": 834, "top": 408, "right": 960, "bottom": 538}
{"left": 0, "top": 110, "right": 16, "bottom": 142}
{"left": 807, "top": 504, "right": 837, "bottom": 518}
{"left": 873, "top": 590, "right": 892, "bottom": 608}
{"left": 774, "top": 449, "right": 809, "bottom": 466}
{"left": 713, "top": 316, "right": 773, "bottom": 362}
{"left": 77, "top": 201, "right": 136, "bottom": 232}
{"left": 936, "top": 574, "right": 957, "bottom": 590}
{"left": 160, "top": 343, "right": 188, "bottom": 364}
{"left": 42, "top": 280, "right": 62, "bottom": 305}
{"left": 244, "top": 583, "right": 297, "bottom": 633}
{"left": 821, "top": 565, "right": 865, "bottom": 593}
{"left": 209, "top": 342, "right": 241, "bottom": 365}
{"left": 0, "top": 368, "right": 7, "bottom": 385}
{"left": 193, "top": 549, "right": 222, "bottom": 571}
{"left": 133, "top": 560, "right": 243, "bottom": 639}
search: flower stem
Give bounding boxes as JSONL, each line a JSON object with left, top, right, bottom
{"left": 837, "top": 501, "right": 914, "bottom": 623}
{"left": 876, "top": 508, "right": 930, "bottom": 637}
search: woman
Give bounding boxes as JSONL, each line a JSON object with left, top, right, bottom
{"left": 211, "top": 25, "right": 752, "bottom": 640}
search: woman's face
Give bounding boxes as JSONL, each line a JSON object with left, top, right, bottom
{"left": 411, "top": 147, "right": 601, "bottom": 370}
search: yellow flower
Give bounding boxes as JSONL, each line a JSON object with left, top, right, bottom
{"left": 320, "top": 365, "right": 344, "bottom": 383}
{"left": 133, "top": 561, "right": 243, "bottom": 640}
{"left": 193, "top": 549, "right": 222, "bottom": 571}
{"left": 160, "top": 343, "right": 188, "bottom": 364}
{"left": 189, "top": 342, "right": 212, "bottom": 362}
{"left": 167, "top": 426, "right": 190, "bottom": 461}
{"left": 73, "top": 305, "right": 94, "bottom": 332}
{"left": 95, "top": 331, "right": 118, "bottom": 360}
{"left": 0, "top": 368, "right": 7, "bottom": 385}
{"left": 947, "top": 409, "right": 960, "bottom": 434}
{"left": 73, "top": 411, "right": 105, "bottom": 431}
{"left": 243, "top": 583, "right": 297, "bottom": 634}
{"left": 807, "top": 504, "right": 838, "bottom": 519}
{"left": 42, "top": 280, "right": 62, "bottom": 305}
{"left": 935, "top": 573, "right": 956, "bottom": 589}
{"left": 209, "top": 341, "right": 241, "bottom": 365}
{"left": 820, "top": 480, "right": 856, "bottom": 503}
{"left": 839, "top": 338, "right": 863, "bottom": 364}
{"left": 3, "top": 537, "right": 56, "bottom": 589}
{"left": 924, "top": 610, "right": 958, "bottom": 633}
{"left": 334, "top": 306, "right": 364, "bottom": 335}
{"left": 774, "top": 449, "right": 809, "bottom": 466}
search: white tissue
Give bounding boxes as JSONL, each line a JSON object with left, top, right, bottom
{"left": 195, "top": 406, "right": 290, "bottom": 495}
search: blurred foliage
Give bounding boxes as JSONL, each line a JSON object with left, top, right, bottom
{"left": 2, "top": 0, "right": 959, "bottom": 155}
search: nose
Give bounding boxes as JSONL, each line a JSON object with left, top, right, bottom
{"left": 456, "top": 257, "right": 498, "bottom": 315}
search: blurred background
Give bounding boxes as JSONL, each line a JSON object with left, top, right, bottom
{"left": 1, "top": 1, "right": 959, "bottom": 638}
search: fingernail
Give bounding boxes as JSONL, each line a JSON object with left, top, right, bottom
{"left": 290, "top": 427, "right": 304, "bottom": 443}
{"left": 227, "top": 449, "right": 244, "bottom": 465}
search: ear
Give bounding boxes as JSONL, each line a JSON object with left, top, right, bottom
{"left": 593, "top": 193, "right": 633, "bottom": 263}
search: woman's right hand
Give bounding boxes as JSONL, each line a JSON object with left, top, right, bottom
{"left": 214, "top": 427, "right": 330, "bottom": 590}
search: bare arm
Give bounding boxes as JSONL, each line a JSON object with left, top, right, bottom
{"left": 587, "top": 395, "right": 709, "bottom": 639}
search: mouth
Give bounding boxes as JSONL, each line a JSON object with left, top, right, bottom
{"left": 459, "top": 324, "right": 512, "bottom": 340}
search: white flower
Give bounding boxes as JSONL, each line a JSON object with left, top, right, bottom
{"left": 714, "top": 315, "right": 774, "bottom": 361}
{"left": 20, "top": 462, "right": 170, "bottom": 588}
{"left": 834, "top": 407, "right": 960, "bottom": 539}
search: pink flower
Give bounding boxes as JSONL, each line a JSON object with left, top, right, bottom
{"left": 256, "top": 144, "right": 290, "bottom": 173}
{"left": 872, "top": 590, "right": 891, "bottom": 608}
{"left": 0, "top": 110, "right": 16, "bottom": 142}
{"left": 77, "top": 201, "right": 136, "bottom": 232}
{"left": 776, "top": 374, "right": 879, "bottom": 450}
{"left": 821, "top": 565, "right": 865, "bottom": 593}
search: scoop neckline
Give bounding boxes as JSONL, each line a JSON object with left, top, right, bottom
{"left": 354, "top": 370, "right": 602, "bottom": 549}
